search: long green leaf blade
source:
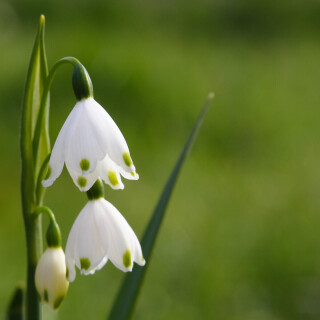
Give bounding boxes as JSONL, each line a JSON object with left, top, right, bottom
{"left": 32, "top": 15, "right": 50, "bottom": 194}
{"left": 108, "top": 93, "right": 214, "bottom": 320}
{"left": 21, "top": 15, "right": 48, "bottom": 195}
{"left": 20, "top": 15, "right": 47, "bottom": 320}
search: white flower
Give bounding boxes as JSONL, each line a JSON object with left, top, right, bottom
{"left": 65, "top": 198, "right": 145, "bottom": 282}
{"left": 35, "top": 247, "right": 69, "bottom": 310}
{"left": 42, "top": 97, "right": 138, "bottom": 192}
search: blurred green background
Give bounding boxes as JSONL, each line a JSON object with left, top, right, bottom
{"left": 1, "top": 0, "right": 320, "bottom": 319}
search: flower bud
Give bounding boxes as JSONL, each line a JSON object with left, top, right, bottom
{"left": 35, "top": 247, "right": 69, "bottom": 310}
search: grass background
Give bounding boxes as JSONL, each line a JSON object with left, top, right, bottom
{"left": 1, "top": 0, "right": 320, "bottom": 319}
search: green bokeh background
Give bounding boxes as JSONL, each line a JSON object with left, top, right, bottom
{"left": 1, "top": 0, "right": 320, "bottom": 319}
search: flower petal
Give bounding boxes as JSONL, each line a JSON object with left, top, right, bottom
{"left": 65, "top": 201, "right": 108, "bottom": 281}
{"left": 66, "top": 162, "right": 99, "bottom": 192}
{"left": 65, "top": 100, "right": 103, "bottom": 175}
{"left": 65, "top": 224, "right": 79, "bottom": 282}
{"left": 96, "top": 199, "right": 145, "bottom": 271}
{"left": 88, "top": 99, "right": 138, "bottom": 176}
{"left": 76, "top": 202, "right": 107, "bottom": 274}
{"left": 99, "top": 155, "right": 124, "bottom": 190}
{"left": 42, "top": 104, "right": 80, "bottom": 187}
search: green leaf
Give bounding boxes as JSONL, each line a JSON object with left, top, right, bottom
{"left": 21, "top": 15, "right": 48, "bottom": 203}
{"left": 32, "top": 16, "right": 50, "bottom": 196}
{"left": 20, "top": 16, "right": 47, "bottom": 320}
{"left": 6, "top": 285, "right": 24, "bottom": 320}
{"left": 108, "top": 93, "right": 214, "bottom": 320}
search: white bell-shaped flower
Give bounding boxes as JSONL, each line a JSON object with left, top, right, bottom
{"left": 42, "top": 97, "right": 138, "bottom": 191}
{"left": 65, "top": 197, "right": 145, "bottom": 282}
{"left": 35, "top": 247, "right": 69, "bottom": 310}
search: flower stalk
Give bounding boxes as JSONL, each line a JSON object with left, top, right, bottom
{"left": 20, "top": 14, "right": 146, "bottom": 319}
{"left": 20, "top": 20, "right": 122, "bottom": 315}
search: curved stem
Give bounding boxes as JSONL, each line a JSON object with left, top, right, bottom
{"left": 33, "top": 206, "right": 62, "bottom": 248}
{"left": 33, "top": 57, "right": 82, "bottom": 172}
{"left": 32, "top": 206, "right": 56, "bottom": 222}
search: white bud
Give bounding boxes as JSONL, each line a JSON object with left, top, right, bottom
{"left": 35, "top": 247, "right": 69, "bottom": 310}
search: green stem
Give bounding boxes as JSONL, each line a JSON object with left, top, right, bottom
{"left": 21, "top": 155, "right": 41, "bottom": 319}
{"left": 21, "top": 176, "right": 42, "bottom": 318}
{"left": 32, "top": 206, "right": 56, "bottom": 222}
{"left": 24, "top": 215, "right": 42, "bottom": 320}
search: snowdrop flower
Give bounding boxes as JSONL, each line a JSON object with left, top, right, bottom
{"left": 65, "top": 183, "right": 145, "bottom": 282}
{"left": 42, "top": 64, "right": 138, "bottom": 192}
{"left": 35, "top": 248, "right": 69, "bottom": 310}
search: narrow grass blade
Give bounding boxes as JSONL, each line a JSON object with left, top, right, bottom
{"left": 31, "top": 15, "right": 50, "bottom": 194}
{"left": 108, "top": 93, "right": 214, "bottom": 320}
{"left": 21, "top": 15, "right": 48, "bottom": 200}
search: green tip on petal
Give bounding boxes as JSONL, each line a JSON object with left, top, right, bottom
{"left": 53, "top": 295, "right": 65, "bottom": 310}
{"left": 108, "top": 171, "right": 119, "bottom": 186}
{"left": 80, "top": 158, "right": 90, "bottom": 171}
{"left": 66, "top": 268, "right": 69, "bottom": 279}
{"left": 78, "top": 176, "right": 87, "bottom": 188}
{"left": 80, "top": 257, "right": 91, "bottom": 271}
{"left": 44, "top": 289, "right": 49, "bottom": 303}
{"left": 123, "top": 152, "right": 133, "bottom": 167}
{"left": 123, "top": 250, "right": 132, "bottom": 268}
